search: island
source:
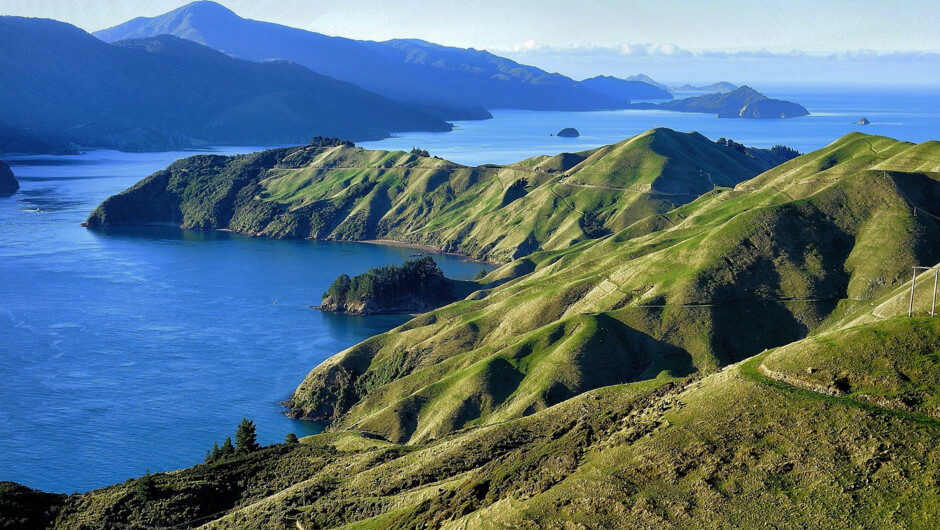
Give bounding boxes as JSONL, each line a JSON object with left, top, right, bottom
{"left": 318, "top": 256, "right": 455, "bottom": 315}
{"left": 556, "top": 127, "right": 580, "bottom": 137}
{"left": 638, "top": 86, "right": 809, "bottom": 119}
{"left": 672, "top": 81, "right": 738, "bottom": 93}
{"left": 858, "top": 117, "right": 871, "bottom": 125}
{"left": 0, "top": 160, "right": 19, "bottom": 196}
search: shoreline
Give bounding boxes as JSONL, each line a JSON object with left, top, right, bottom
{"left": 85, "top": 222, "right": 500, "bottom": 265}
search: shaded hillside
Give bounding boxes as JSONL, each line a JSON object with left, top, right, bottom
{"left": 94, "top": 1, "right": 627, "bottom": 116}
{"left": 580, "top": 75, "right": 674, "bottom": 101}
{"left": 85, "top": 129, "right": 790, "bottom": 262}
{"left": 0, "top": 17, "right": 449, "bottom": 152}
{"left": 651, "top": 86, "right": 809, "bottom": 118}
{"left": 286, "top": 133, "right": 940, "bottom": 443}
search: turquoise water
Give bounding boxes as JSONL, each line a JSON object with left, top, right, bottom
{"left": 2, "top": 85, "right": 937, "bottom": 493}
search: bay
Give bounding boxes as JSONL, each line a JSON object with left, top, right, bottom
{"left": 0, "top": 148, "right": 488, "bottom": 493}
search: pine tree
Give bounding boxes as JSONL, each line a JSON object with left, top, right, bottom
{"left": 285, "top": 432, "right": 299, "bottom": 444}
{"left": 136, "top": 469, "right": 157, "bottom": 502}
{"left": 210, "top": 441, "right": 221, "bottom": 461}
{"left": 221, "top": 436, "right": 235, "bottom": 456}
{"left": 235, "top": 418, "right": 260, "bottom": 454}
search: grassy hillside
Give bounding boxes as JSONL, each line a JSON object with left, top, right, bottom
{"left": 17, "top": 316, "right": 940, "bottom": 528}
{"left": 85, "top": 129, "right": 789, "bottom": 262}
{"left": 286, "top": 132, "right": 940, "bottom": 444}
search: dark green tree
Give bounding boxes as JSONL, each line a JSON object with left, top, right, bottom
{"left": 235, "top": 418, "right": 260, "bottom": 454}
{"left": 285, "top": 432, "right": 299, "bottom": 444}
{"left": 136, "top": 469, "right": 157, "bottom": 503}
{"left": 221, "top": 436, "right": 235, "bottom": 456}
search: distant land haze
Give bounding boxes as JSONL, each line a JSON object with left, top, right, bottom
{"left": 0, "top": 16, "right": 452, "bottom": 151}
{"left": 93, "top": 1, "right": 630, "bottom": 116}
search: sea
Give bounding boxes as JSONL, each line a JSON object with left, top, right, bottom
{"left": 1, "top": 84, "right": 937, "bottom": 493}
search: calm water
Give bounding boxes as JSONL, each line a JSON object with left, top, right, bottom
{"left": 360, "top": 85, "right": 940, "bottom": 165}
{"left": 0, "top": 148, "right": 489, "bottom": 492}
{"left": 2, "top": 85, "right": 937, "bottom": 493}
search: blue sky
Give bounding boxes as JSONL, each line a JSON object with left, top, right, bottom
{"left": 4, "top": 0, "right": 939, "bottom": 85}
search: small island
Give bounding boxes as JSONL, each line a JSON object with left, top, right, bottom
{"left": 557, "top": 127, "right": 580, "bottom": 138}
{"left": 857, "top": 117, "right": 871, "bottom": 125}
{"left": 0, "top": 160, "right": 19, "bottom": 197}
{"left": 319, "top": 256, "right": 455, "bottom": 315}
{"left": 633, "top": 86, "right": 809, "bottom": 119}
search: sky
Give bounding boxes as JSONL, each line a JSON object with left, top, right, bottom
{"left": 3, "top": 0, "right": 939, "bottom": 85}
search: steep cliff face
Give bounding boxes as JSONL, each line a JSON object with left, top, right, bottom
{"left": 0, "top": 161, "right": 19, "bottom": 196}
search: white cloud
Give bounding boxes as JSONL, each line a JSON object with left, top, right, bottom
{"left": 511, "top": 39, "right": 543, "bottom": 52}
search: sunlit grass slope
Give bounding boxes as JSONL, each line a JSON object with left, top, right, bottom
{"left": 288, "top": 132, "right": 940, "bottom": 444}
{"left": 85, "top": 129, "right": 789, "bottom": 262}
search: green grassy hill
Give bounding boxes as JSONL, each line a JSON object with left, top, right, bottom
{"left": 85, "top": 129, "right": 789, "bottom": 262}
{"left": 12, "top": 131, "right": 940, "bottom": 528}
{"left": 285, "top": 132, "right": 940, "bottom": 445}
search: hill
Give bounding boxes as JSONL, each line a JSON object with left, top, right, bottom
{"left": 0, "top": 17, "right": 450, "bottom": 152}
{"left": 673, "top": 81, "right": 738, "bottom": 92}
{"left": 625, "top": 73, "right": 669, "bottom": 91}
{"left": 653, "top": 86, "right": 809, "bottom": 118}
{"left": 94, "top": 1, "right": 628, "bottom": 117}
{"left": 84, "top": 129, "right": 791, "bottom": 262}
{"left": 580, "top": 75, "right": 673, "bottom": 101}
{"left": 8, "top": 131, "right": 940, "bottom": 527}
{"left": 285, "top": 132, "right": 940, "bottom": 440}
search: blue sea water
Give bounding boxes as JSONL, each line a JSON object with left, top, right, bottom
{"left": 1, "top": 85, "right": 937, "bottom": 493}
{"left": 360, "top": 85, "right": 940, "bottom": 165}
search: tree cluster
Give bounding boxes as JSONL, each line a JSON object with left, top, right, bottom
{"left": 770, "top": 144, "right": 801, "bottom": 160}
{"left": 410, "top": 147, "right": 431, "bottom": 157}
{"left": 310, "top": 136, "right": 355, "bottom": 148}
{"left": 323, "top": 256, "right": 450, "bottom": 309}
{"left": 204, "top": 418, "right": 261, "bottom": 464}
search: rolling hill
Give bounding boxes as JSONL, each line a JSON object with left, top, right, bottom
{"left": 84, "top": 129, "right": 791, "bottom": 262}
{"left": 0, "top": 17, "right": 450, "bottom": 151}
{"left": 94, "top": 1, "right": 628, "bottom": 117}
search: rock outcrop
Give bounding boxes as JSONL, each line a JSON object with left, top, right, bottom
{"left": 0, "top": 160, "right": 19, "bottom": 196}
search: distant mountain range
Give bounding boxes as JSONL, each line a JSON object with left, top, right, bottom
{"left": 673, "top": 81, "right": 738, "bottom": 92}
{"left": 0, "top": 17, "right": 451, "bottom": 151}
{"left": 94, "top": 1, "right": 628, "bottom": 117}
{"left": 579, "top": 76, "right": 673, "bottom": 101}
